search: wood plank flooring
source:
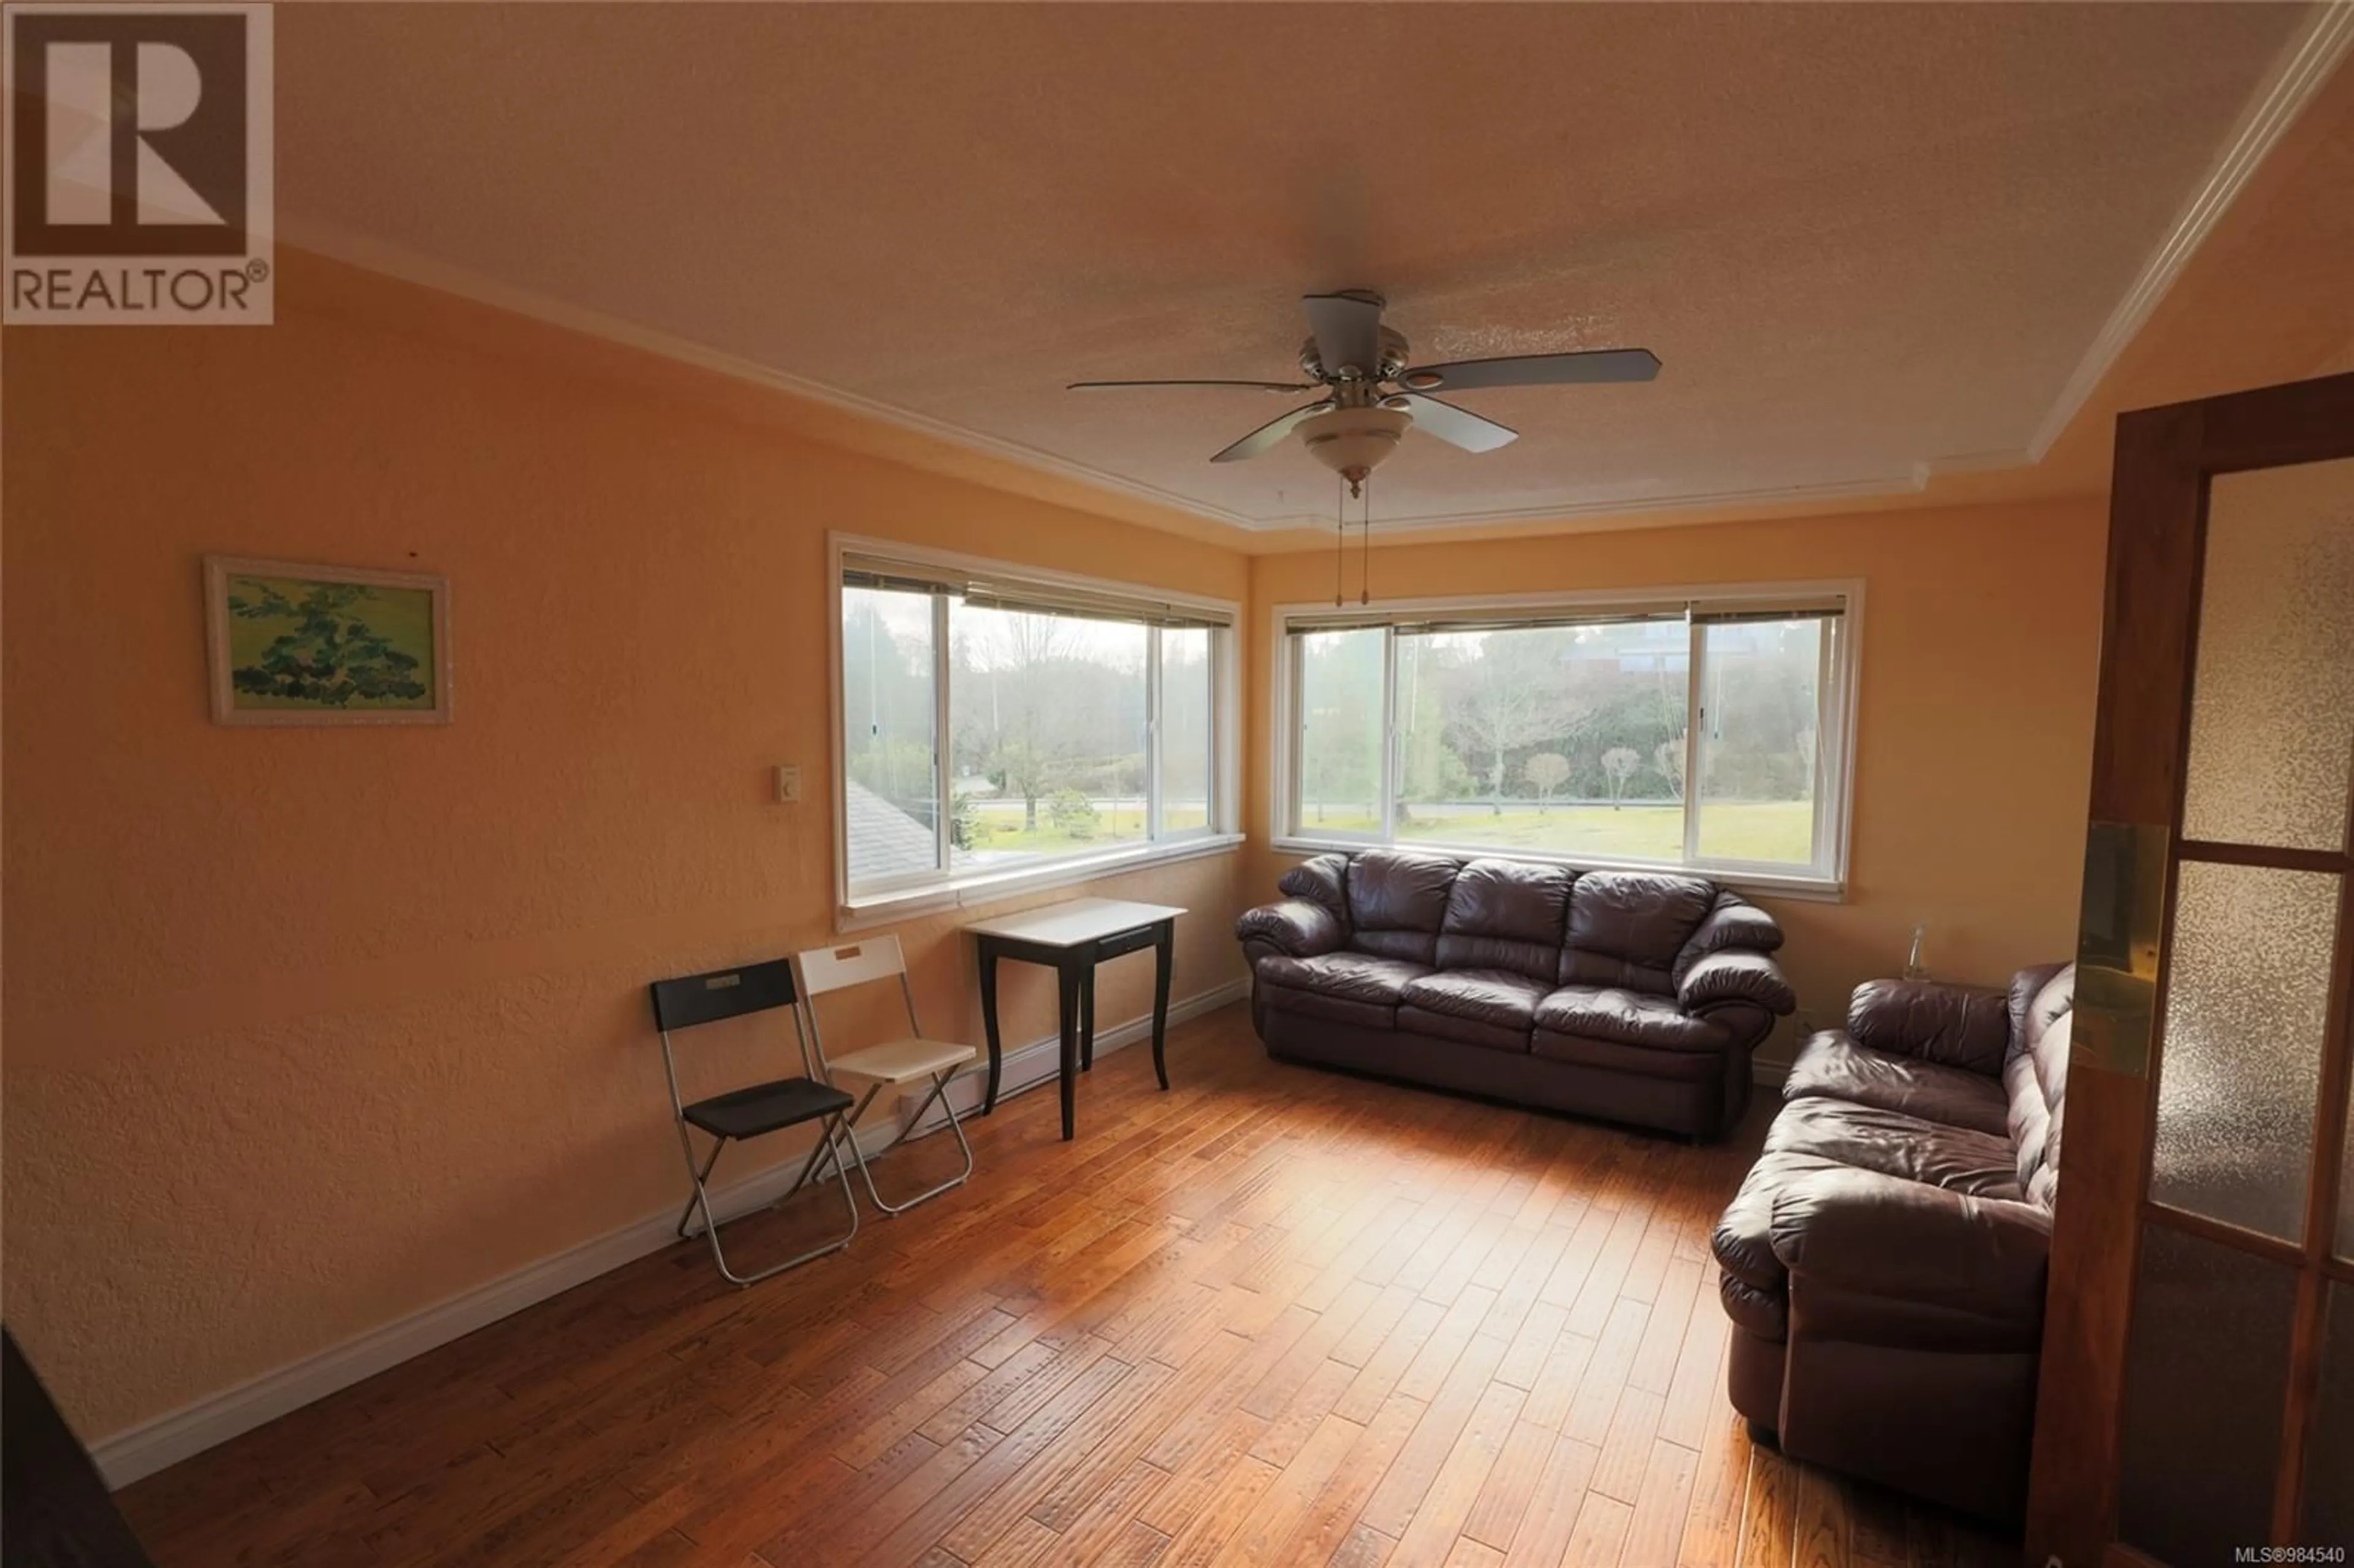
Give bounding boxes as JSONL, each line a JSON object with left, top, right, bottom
{"left": 116, "top": 1005, "right": 2021, "bottom": 1568}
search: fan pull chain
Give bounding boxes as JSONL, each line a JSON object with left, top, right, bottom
{"left": 1333, "top": 472, "right": 1346, "bottom": 607}
{"left": 1360, "top": 474, "right": 1373, "bottom": 605}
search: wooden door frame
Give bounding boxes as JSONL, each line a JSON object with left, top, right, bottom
{"left": 2026, "top": 370, "right": 2354, "bottom": 1568}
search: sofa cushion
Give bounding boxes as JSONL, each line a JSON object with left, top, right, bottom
{"left": 1344, "top": 850, "right": 1460, "bottom": 964}
{"left": 1529, "top": 1030, "right": 1724, "bottom": 1080}
{"left": 1398, "top": 968, "right": 1548, "bottom": 1052}
{"left": 1783, "top": 1033, "right": 2011, "bottom": 1138}
{"left": 1561, "top": 870, "right": 1716, "bottom": 992}
{"left": 1259, "top": 953, "right": 1430, "bottom": 1008}
{"left": 1533, "top": 984, "right": 1729, "bottom": 1053}
{"left": 1766, "top": 1097, "right": 2024, "bottom": 1201}
{"left": 1436, "top": 858, "right": 1575, "bottom": 983}
{"left": 1849, "top": 979, "right": 2012, "bottom": 1074}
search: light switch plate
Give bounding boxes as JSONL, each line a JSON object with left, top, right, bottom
{"left": 775, "top": 765, "right": 801, "bottom": 804}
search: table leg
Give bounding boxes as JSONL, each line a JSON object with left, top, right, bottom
{"left": 979, "top": 942, "right": 1004, "bottom": 1114}
{"left": 1151, "top": 921, "right": 1173, "bottom": 1091}
{"left": 1080, "top": 963, "right": 1096, "bottom": 1072}
{"left": 1056, "top": 960, "right": 1081, "bottom": 1141}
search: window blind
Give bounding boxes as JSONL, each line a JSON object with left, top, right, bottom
{"left": 842, "top": 551, "right": 1234, "bottom": 630}
{"left": 1287, "top": 593, "right": 1846, "bottom": 638}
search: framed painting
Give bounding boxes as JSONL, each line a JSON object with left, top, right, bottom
{"left": 204, "top": 556, "right": 452, "bottom": 726}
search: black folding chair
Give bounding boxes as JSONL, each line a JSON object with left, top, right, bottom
{"left": 650, "top": 958, "right": 859, "bottom": 1286}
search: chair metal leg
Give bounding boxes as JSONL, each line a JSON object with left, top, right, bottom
{"left": 676, "top": 1135, "right": 727, "bottom": 1239}
{"left": 671, "top": 1115, "right": 861, "bottom": 1287}
{"left": 840, "top": 1069, "right": 976, "bottom": 1216}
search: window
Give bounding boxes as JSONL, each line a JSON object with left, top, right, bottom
{"left": 1278, "top": 586, "right": 1858, "bottom": 891}
{"left": 837, "top": 542, "right": 1236, "bottom": 907}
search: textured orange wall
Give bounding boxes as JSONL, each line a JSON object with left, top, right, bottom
{"left": 0, "top": 257, "right": 1252, "bottom": 1440}
{"left": 1243, "top": 498, "right": 2109, "bottom": 1053}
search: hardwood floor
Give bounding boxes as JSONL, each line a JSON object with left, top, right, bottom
{"left": 117, "top": 1005, "right": 2019, "bottom": 1568}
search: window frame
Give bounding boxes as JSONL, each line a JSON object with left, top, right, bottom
{"left": 829, "top": 533, "right": 1243, "bottom": 925}
{"left": 1268, "top": 579, "right": 1864, "bottom": 900}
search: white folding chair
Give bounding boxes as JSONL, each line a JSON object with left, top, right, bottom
{"left": 793, "top": 935, "right": 978, "bottom": 1215}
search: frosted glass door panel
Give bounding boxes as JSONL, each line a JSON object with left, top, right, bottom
{"left": 2181, "top": 456, "right": 2354, "bottom": 851}
{"left": 2117, "top": 1223, "right": 2298, "bottom": 1565}
{"left": 2149, "top": 861, "right": 2340, "bottom": 1241}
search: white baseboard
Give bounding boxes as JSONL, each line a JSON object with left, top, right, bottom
{"left": 89, "top": 1119, "right": 898, "bottom": 1490}
{"left": 88, "top": 980, "right": 1249, "bottom": 1490}
{"left": 905, "top": 978, "right": 1248, "bottom": 1135}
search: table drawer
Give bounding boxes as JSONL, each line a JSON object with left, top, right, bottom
{"left": 1092, "top": 924, "right": 1159, "bottom": 962}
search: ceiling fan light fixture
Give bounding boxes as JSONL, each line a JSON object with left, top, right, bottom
{"left": 1299, "top": 405, "right": 1409, "bottom": 487}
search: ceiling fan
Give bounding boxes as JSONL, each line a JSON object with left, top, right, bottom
{"left": 1069, "top": 290, "right": 1660, "bottom": 493}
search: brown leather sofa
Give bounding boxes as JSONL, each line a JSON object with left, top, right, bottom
{"left": 1710, "top": 961, "right": 2073, "bottom": 1523}
{"left": 1234, "top": 849, "right": 1794, "bottom": 1141}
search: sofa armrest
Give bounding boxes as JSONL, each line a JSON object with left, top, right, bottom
{"left": 1767, "top": 1166, "right": 2050, "bottom": 1333}
{"left": 1235, "top": 899, "right": 1344, "bottom": 962}
{"left": 1847, "top": 979, "right": 2011, "bottom": 1074}
{"left": 1672, "top": 892, "right": 1784, "bottom": 988}
{"left": 1678, "top": 950, "right": 1795, "bottom": 1018}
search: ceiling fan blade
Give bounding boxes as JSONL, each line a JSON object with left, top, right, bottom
{"left": 1301, "top": 292, "right": 1385, "bottom": 378}
{"left": 1068, "top": 378, "right": 1317, "bottom": 393}
{"left": 1210, "top": 400, "right": 1333, "bottom": 464}
{"left": 1391, "top": 393, "right": 1517, "bottom": 454}
{"left": 1398, "top": 348, "right": 1661, "bottom": 393}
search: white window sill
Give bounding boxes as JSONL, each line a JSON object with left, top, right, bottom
{"left": 1267, "top": 834, "right": 1848, "bottom": 905}
{"left": 841, "top": 832, "right": 1246, "bottom": 931}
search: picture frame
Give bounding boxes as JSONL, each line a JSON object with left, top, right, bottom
{"left": 204, "top": 555, "right": 453, "bottom": 726}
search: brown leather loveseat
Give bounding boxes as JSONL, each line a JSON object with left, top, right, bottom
{"left": 1710, "top": 961, "right": 2073, "bottom": 1522}
{"left": 1235, "top": 849, "right": 1794, "bottom": 1141}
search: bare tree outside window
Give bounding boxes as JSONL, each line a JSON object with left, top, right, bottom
{"left": 1444, "top": 631, "right": 1589, "bottom": 816}
{"left": 1654, "top": 736, "right": 1687, "bottom": 801}
{"left": 1600, "top": 746, "right": 1641, "bottom": 808}
{"left": 1523, "top": 752, "right": 1571, "bottom": 813}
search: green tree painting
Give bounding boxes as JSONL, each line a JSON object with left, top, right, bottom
{"left": 224, "top": 575, "right": 437, "bottom": 710}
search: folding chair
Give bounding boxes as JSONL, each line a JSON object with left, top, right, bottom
{"left": 649, "top": 958, "right": 859, "bottom": 1286}
{"left": 793, "top": 935, "right": 978, "bottom": 1216}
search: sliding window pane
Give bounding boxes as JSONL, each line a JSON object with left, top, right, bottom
{"left": 950, "top": 604, "right": 1148, "bottom": 868}
{"left": 1295, "top": 630, "right": 1384, "bottom": 834}
{"left": 1394, "top": 621, "right": 1687, "bottom": 860}
{"left": 1159, "top": 628, "right": 1213, "bottom": 836}
{"left": 842, "top": 585, "right": 941, "bottom": 886}
{"left": 1696, "top": 618, "right": 1824, "bottom": 866}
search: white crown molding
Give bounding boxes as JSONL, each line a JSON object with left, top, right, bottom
{"left": 86, "top": 979, "right": 1246, "bottom": 1490}
{"left": 2025, "top": 1, "right": 2354, "bottom": 461}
